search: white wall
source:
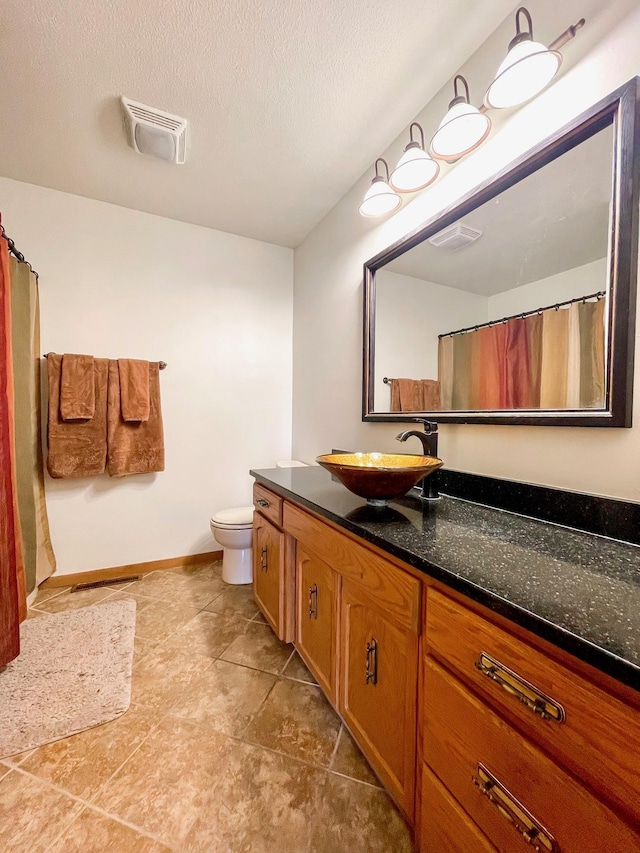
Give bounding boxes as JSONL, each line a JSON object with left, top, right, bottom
{"left": 292, "top": 0, "right": 640, "bottom": 502}
{"left": 487, "top": 258, "right": 608, "bottom": 318}
{"left": 374, "top": 270, "right": 487, "bottom": 409}
{"left": 0, "top": 178, "right": 293, "bottom": 575}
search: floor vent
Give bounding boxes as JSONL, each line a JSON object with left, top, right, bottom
{"left": 71, "top": 575, "right": 140, "bottom": 592}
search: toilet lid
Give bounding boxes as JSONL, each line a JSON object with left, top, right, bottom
{"left": 211, "top": 506, "right": 254, "bottom": 526}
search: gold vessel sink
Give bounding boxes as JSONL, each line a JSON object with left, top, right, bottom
{"left": 316, "top": 452, "right": 443, "bottom": 506}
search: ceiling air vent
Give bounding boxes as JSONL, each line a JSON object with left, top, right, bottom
{"left": 428, "top": 222, "right": 483, "bottom": 251}
{"left": 121, "top": 97, "right": 187, "bottom": 164}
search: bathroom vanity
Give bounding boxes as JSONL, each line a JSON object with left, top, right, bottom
{"left": 250, "top": 464, "right": 640, "bottom": 853}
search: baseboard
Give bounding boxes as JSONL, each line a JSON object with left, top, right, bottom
{"left": 40, "top": 550, "right": 223, "bottom": 588}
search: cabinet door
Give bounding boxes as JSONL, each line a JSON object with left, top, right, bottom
{"left": 253, "top": 513, "right": 284, "bottom": 638}
{"left": 295, "top": 546, "right": 338, "bottom": 703}
{"left": 339, "top": 579, "right": 419, "bottom": 816}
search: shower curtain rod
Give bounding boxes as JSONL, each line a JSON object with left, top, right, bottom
{"left": 0, "top": 222, "right": 39, "bottom": 280}
{"left": 438, "top": 290, "right": 606, "bottom": 339}
{"left": 43, "top": 353, "right": 167, "bottom": 369}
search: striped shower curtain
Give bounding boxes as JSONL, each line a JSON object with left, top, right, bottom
{"left": 438, "top": 299, "right": 606, "bottom": 410}
{"left": 10, "top": 257, "right": 56, "bottom": 591}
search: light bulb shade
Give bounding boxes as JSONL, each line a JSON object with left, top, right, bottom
{"left": 390, "top": 145, "right": 440, "bottom": 192}
{"left": 485, "top": 40, "right": 562, "bottom": 108}
{"left": 359, "top": 176, "right": 402, "bottom": 218}
{"left": 430, "top": 102, "right": 491, "bottom": 161}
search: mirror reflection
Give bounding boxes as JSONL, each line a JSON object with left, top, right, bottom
{"left": 372, "top": 123, "right": 613, "bottom": 414}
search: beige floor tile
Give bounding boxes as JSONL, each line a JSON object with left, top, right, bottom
{"left": 309, "top": 772, "right": 413, "bottom": 852}
{"left": 204, "top": 584, "right": 259, "bottom": 620}
{"left": 0, "top": 762, "right": 11, "bottom": 781}
{"left": 220, "top": 621, "right": 293, "bottom": 674}
{"left": 244, "top": 678, "right": 341, "bottom": 767}
{"left": 167, "top": 560, "right": 221, "bottom": 579}
{"left": 282, "top": 650, "right": 318, "bottom": 684}
{"left": 19, "top": 704, "right": 162, "bottom": 801}
{"left": 182, "top": 739, "right": 328, "bottom": 853}
{"left": 131, "top": 643, "right": 212, "bottom": 710}
{"left": 252, "top": 610, "right": 269, "bottom": 624}
{"left": 93, "top": 717, "right": 230, "bottom": 847}
{"left": 160, "top": 610, "right": 247, "bottom": 660}
{"left": 123, "top": 570, "right": 193, "bottom": 602}
{"left": 50, "top": 806, "right": 172, "bottom": 852}
{"left": 133, "top": 635, "right": 159, "bottom": 664}
{"left": 331, "top": 725, "right": 380, "bottom": 786}
{"left": 169, "top": 659, "right": 276, "bottom": 737}
{"left": 35, "top": 586, "right": 117, "bottom": 614}
{"left": 26, "top": 608, "right": 49, "bottom": 619}
{"left": 0, "top": 769, "right": 83, "bottom": 852}
{"left": 32, "top": 585, "right": 71, "bottom": 606}
{"left": 110, "top": 593, "right": 201, "bottom": 642}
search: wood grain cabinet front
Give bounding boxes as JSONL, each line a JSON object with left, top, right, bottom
{"left": 423, "top": 657, "right": 640, "bottom": 853}
{"left": 425, "top": 587, "right": 640, "bottom": 825}
{"left": 295, "top": 545, "right": 338, "bottom": 703}
{"left": 252, "top": 512, "right": 284, "bottom": 639}
{"left": 339, "top": 578, "right": 419, "bottom": 818}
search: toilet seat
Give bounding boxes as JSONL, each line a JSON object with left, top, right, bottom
{"left": 210, "top": 506, "right": 254, "bottom": 528}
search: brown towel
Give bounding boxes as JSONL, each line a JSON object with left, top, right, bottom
{"left": 390, "top": 378, "right": 441, "bottom": 412}
{"left": 47, "top": 354, "right": 108, "bottom": 478}
{"left": 107, "top": 360, "right": 164, "bottom": 477}
{"left": 60, "top": 353, "right": 95, "bottom": 420}
{"left": 118, "top": 359, "right": 150, "bottom": 422}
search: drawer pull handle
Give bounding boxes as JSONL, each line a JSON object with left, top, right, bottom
{"left": 365, "top": 638, "right": 378, "bottom": 685}
{"left": 475, "top": 652, "right": 565, "bottom": 723}
{"left": 472, "top": 764, "right": 558, "bottom": 853}
{"left": 260, "top": 546, "right": 268, "bottom": 572}
{"left": 256, "top": 498, "right": 270, "bottom": 508}
{"left": 308, "top": 584, "right": 318, "bottom": 619}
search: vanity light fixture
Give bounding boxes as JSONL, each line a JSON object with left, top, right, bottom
{"left": 390, "top": 123, "right": 440, "bottom": 193}
{"left": 430, "top": 76, "right": 491, "bottom": 161}
{"left": 359, "top": 158, "right": 402, "bottom": 218}
{"left": 484, "top": 7, "right": 563, "bottom": 109}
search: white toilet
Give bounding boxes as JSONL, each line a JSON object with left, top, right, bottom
{"left": 210, "top": 506, "right": 255, "bottom": 585}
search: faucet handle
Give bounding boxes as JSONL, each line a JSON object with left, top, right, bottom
{"left": 412, "top": 418, "right": 438, "bottom": 434}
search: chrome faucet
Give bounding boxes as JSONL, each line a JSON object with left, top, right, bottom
{"left": 396, "top": 420, "right": 439, "bottom": 500}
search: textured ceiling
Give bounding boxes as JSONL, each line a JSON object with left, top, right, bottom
{"left": 0, "top": 0, "right": 517, "bottom": 247}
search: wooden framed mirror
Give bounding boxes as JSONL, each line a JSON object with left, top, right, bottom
{"left": 363, "top": 78, "right": 640, "bottom": 426}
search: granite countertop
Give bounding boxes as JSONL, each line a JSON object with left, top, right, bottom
{"left": 251, "top": 465, "right": 640, "bottom": 692}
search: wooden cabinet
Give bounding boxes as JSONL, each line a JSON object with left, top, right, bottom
{"left": 420, "top": 764, "right": 497, "bottom": 853}
{"left": 252, "top": 511, "right": 284, "bottom": 637}
{"left": 295, "top": 545, "right": 338, "bottom": 703}
{"left": 252, "top": 478, "right": 640, "bottom": 852}
{"left": 423, "top": 657, "right": 640, "bottom": 853}
{"left": 340, "top": 578, "right": 419, "bottom": 816}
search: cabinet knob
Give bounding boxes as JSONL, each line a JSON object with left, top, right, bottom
{"left": 256, "top": 498, "right": 270, "bottom": 508}
{"left": 475, "top": 652, "right": 565, "bottom": 723}
{"left": 365, "top": 638, "right": 378, "bottom": 685}
{"left": 308, "top": 584, "right": 318, "bottom": 619}
{"left": 260, "top": 546, "right": 268, "bottom": 572}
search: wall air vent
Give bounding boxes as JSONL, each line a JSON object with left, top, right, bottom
{"left": 428, "top": 222, "right": 483, "bottom": 251}
{"left": 121, "top": 97, "right": 187, "bottom": 164}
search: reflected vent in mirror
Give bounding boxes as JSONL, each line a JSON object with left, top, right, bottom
{"left": 428, "top": 222, "right": 483, "bottom": 250}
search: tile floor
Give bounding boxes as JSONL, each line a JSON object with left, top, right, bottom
{"left": 0, "top": 562, "right": 413, "bottom": 852}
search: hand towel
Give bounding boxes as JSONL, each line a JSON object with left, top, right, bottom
{"left": 118, "top": 359, "right": 150, "bottom": 422}
{"left": 107, "top": 360, "right": 164, "bottom": 477}
{"left": 60, "top": 354, "right": 95, "bottom": 420}
{"left": 47, "top": 354, "right": 108, "bottom": 478}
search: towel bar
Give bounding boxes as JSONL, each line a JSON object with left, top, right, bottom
{"left": 44, "top": 353, "right": 167, "bottom": 370}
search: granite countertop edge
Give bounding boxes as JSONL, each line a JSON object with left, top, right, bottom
{"left": 251, "top": 469, "right": 640, "bottom": 694}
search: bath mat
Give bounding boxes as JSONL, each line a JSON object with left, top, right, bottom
{"left": 0, "top": 598, "right": 136, "bottom": 758}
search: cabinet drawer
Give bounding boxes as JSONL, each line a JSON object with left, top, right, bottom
{"left": 253, "top": 483, "right": 283, "bottom": 528}
{"left": 425, "top": 588, "right": 640, "bottom": 823}
{"left": 424, "top": 658, "right": 640, "bottom": 853}
{"left": 421, "top": 764, "right": 497, "bottom": 853}
{"left": 284, "top": 502, "right": 420, "bottom": 632}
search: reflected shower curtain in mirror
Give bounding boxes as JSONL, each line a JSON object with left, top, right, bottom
{"left": 438, "top": 298, "right": 605, "bottom": 410}
{"left": 10, "top": 257, "right": 56, "bottom": 591}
